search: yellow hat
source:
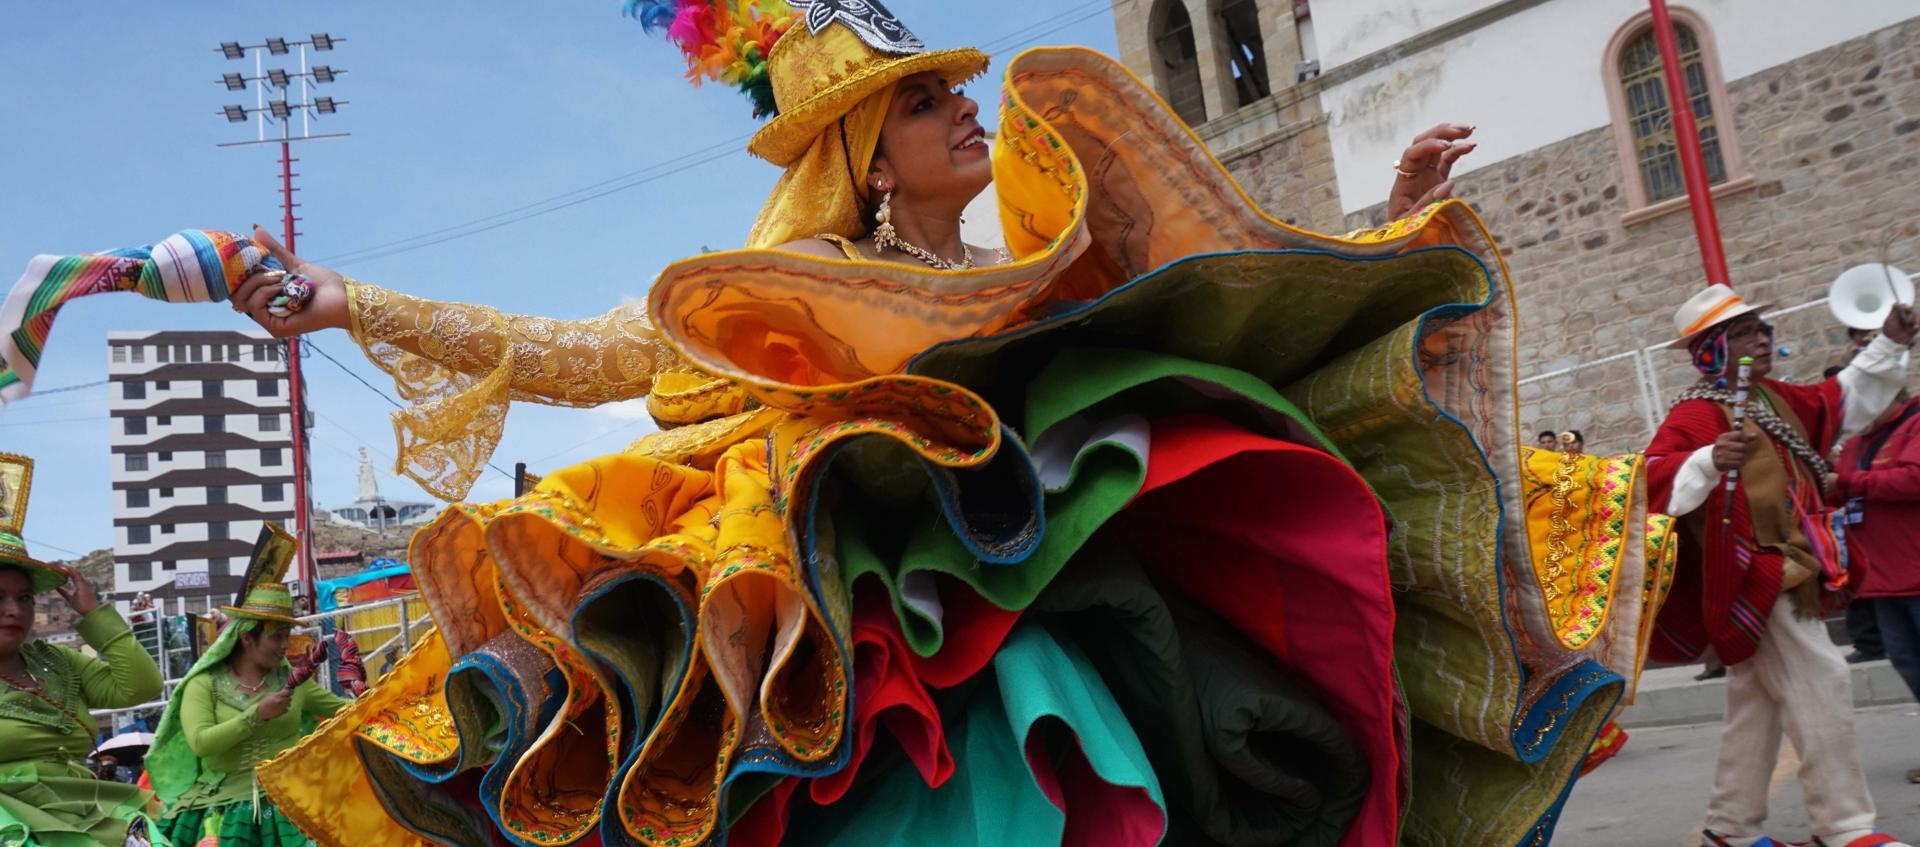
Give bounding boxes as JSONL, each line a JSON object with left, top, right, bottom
{"left": 626, "top": 0, "right": 986, "bottom": 167}
{"left": 749, "top": 8, "right": 987, "bottom": 166}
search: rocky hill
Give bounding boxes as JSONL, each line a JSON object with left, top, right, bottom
{"left": 36, "top": 547, "right": 115, "bottom": 636}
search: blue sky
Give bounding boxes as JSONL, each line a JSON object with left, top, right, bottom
{"left": 0, "top": 2, "right": 1120, "bottom": 559}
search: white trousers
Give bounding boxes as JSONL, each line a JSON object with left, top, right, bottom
{"left": 1704, "top": 596, "right": 1876, "bottom": 840}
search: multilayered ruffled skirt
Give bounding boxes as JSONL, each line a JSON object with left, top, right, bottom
{"left": 258, "top": 47, "right": 1676, "bottom": 847}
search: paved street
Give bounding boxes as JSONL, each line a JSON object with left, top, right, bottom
{"left": 1554, "top": 704, "right": 1920, "bottom": 846}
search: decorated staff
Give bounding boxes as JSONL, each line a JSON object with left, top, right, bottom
{"left": 1722, "top": 354, "right": 1754, "bottom": 528}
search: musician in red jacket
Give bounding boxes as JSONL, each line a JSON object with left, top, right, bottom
{"left": 1643, "top": 284, "right": 1916, "bottom": 847}
{"left": 1832, "top": 389, "right": 1920, "bottom": 784}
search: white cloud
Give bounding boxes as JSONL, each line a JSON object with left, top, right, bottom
{"left": 593, "top": 399, "right": 654, "bottom": 421}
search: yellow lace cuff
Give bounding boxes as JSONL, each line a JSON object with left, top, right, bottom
{"left": 345, "top": 280, "right": 681, "bottom": 500}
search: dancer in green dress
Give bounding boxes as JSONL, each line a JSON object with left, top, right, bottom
{"left": 0, "top": 452, "right": 166, "bottom": 847}
{"left": 148, "top": 533, "right": 351, "bottom": 847}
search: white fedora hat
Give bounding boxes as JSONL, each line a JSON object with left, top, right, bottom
{"left": 1668, "top": 284, "right": 1773, "bottom": 350}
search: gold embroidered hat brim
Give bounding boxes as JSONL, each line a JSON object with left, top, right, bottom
{"left": 748, "top": 46, "right": 991, "bottom": 166}
{"left": 0, "top": 531, "right": 65, "bottom": 594}
{"left": 0, "top": 553, "right": 67, "bottom": 594}
{"left": 218, "top": 604, "right": 300, "bottom": 625}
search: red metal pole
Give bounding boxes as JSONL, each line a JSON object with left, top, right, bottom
{"left": 1648, "top": 0, "right": 1730, "bottom": 287}
{"left": 278, "top": 141, "right": 316, "bottom": 611}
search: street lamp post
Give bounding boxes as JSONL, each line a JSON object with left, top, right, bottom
{"left": 213, "top": 33, "right": 349, "bottom": 611}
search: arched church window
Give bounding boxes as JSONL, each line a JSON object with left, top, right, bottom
{"left": 1152, "top": 0, "right": 1207, "bottom": 126}
{"left": 1217, "top": 0, "right": 1271, "bottom": 106}
{"left": 1603, "top": 9, "right": 1748, "bottom": 215}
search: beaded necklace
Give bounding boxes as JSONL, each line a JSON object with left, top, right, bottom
{"left": 0, "top": 665, "right": 85, "bottom": 729}
{"left": 1673, "top": 385, "right": 1833, "bottom": 479}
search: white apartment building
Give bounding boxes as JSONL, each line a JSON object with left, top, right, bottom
{"left": 107, "top": 330, "right": 298, "bottom": 602}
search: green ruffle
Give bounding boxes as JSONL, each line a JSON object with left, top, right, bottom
{"left": 0, "top": 759, "right": 157, "bottom": 847}
{"left": 158, "top": 797, "right": 309, "bottom": 847}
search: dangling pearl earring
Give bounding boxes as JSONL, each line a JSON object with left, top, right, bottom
{"left": 873, "top": 189, "right": 898, "bottom": 253}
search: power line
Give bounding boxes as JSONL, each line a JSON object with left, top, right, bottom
{"left": 0, "top": 414, "right": 108, "bottom": 428}
{"left": 29, "top": 380, "right": 109, "bottom": 395}
{"left": 303, "top": 339, "right": 517, "bottom": 482}
{"left": 530, "top": 411, "right": 652, "bottom": 464}
{"left": 312, "top": 408, "right": 395, "bottom": 465}
{"left": 325, "top": 144, "right": 746, "bottom": 268}
{"left": 978, "top": 0, "right": 1111, "bottom": 53}
{"left": 25, "top": 535, "right": 86, "bottom": 559}
{"left": 315, "top": 132, "right": 755, "bottom": 267}
{"left": 303, "top": 341, "right": 403, "bottom": 411}
{"left": 308, "top": 4, "right": 1120, "bottom": 268}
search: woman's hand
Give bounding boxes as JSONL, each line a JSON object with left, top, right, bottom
{"left": 52, "top": 566, "right": 99, "bottom": 616}
{"left": 253, "top": 688, "right": 293, "bottom": 722}
{"left": 1387, "top": 123, "right": 1478, "bottom": 220}
{"left": 231, "top": 224, "right": 351, "bottom": 337}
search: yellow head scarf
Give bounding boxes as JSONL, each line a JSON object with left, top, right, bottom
{"left": 746, "top": 83, "right": 897, "bottom": 249}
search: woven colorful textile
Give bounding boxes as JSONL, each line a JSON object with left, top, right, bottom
{"left": 332, "top": 630, "right": 368, "bottom": 697}
{"left": 0, "top": 229, "right": 270, "bottom": 406}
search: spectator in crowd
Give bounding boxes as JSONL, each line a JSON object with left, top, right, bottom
{"left": 1832, "top": 328, "right": 1877, "bottom": 370}
{"left": 1822, "top": 369, "right": 1887, "bottom": 663}
{"left": 1830, "top": 388, "right": 1920, "bottom": 783}
{"left": 1559, "top": 430, "right": 1586, "bottom": 455}
{"left": 1537, "top": 430, "right": 1559, "bottom": 450}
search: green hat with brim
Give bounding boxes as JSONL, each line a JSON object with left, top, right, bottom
{"left": 219, "top": 581, "right": 299, "bottom": 625}
{"left": 0, "top": 529, "right": 67, "bottom": 593}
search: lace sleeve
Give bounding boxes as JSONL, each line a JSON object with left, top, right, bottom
{"left": 346, "top": 280, "right": 681, "bottom": 500}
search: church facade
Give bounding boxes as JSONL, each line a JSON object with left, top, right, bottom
{"left": 1112, "top": 0, "right": 1919, "bottom": 452}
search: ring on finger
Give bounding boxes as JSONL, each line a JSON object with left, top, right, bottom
{"left": 267, "top": 273, "right": 315, "bottom": 318}
{"left": 1392, "top": 160, "right": 1418, "bottom": 179}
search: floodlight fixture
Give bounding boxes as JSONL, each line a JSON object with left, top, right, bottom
{"left": 313, "top": 96, "right": 339, "bottom": 114}
{"left": 222, "top": 104, "right": 249, "bottom": 123}
{"left": 222, "top": 72, "right": 246, "bottom": 91}
{"left": 268, "top": 99, "right": 291, "bottom": 120}
{"left": 267, "top": 68, "right": 291, "bottom": 88}
{"left": 310, "top": 33, "right": 334, "bottom": 51}
{"left": 311, "top": 65, "right": 336, "bottom": 83}
{"left": 266, "top": 37, "right": 289, "bottom": 55}
{"left": 219, "top": 41, "right": 244, "bottom": 59}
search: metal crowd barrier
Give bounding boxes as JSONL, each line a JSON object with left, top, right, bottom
{"left": 89, "top": 593, "right": 435, "bottom": 725}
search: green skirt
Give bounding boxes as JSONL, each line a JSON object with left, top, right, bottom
{"left": 157, "top": 798, "right": 308, "bottom": 847}
{"left": 0, "top": 760, "right": 157, "bottom": 847}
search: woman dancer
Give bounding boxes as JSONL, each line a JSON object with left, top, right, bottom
{"left": 13, "top": 2, "right": 1674, "bottom": 845}
{"left": 0, "top": 454, "right": 165, "bottom": 847}
{"left": 147, "top": 579, "right": 350, "bottom": 847}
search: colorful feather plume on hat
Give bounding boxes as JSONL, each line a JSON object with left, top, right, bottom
{"left": 625, "top": 0, "right": 797, "bottom": 118}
